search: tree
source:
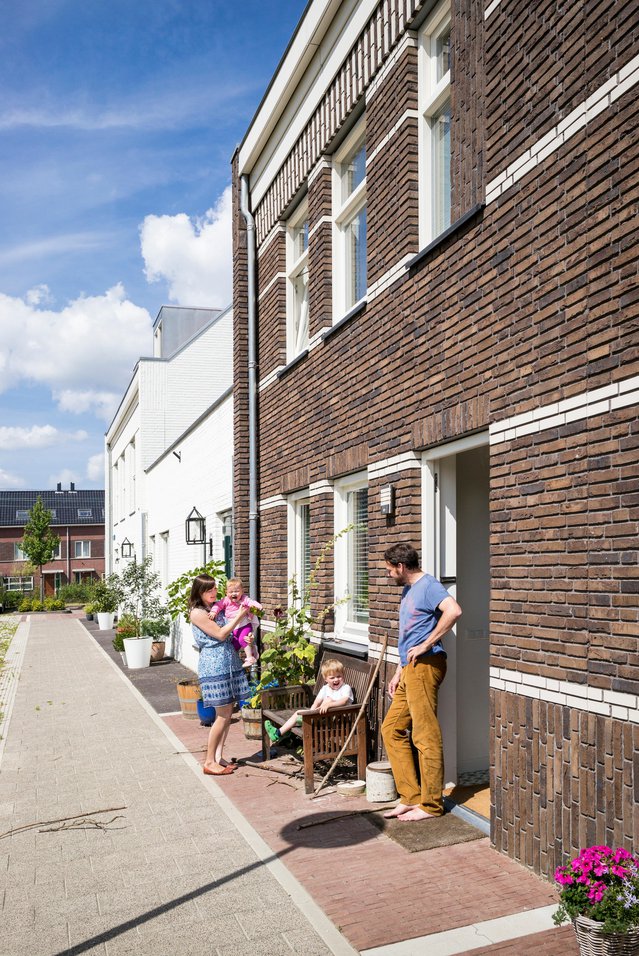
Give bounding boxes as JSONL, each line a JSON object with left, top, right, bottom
{"left": 20, "top": 497, "right": 60, "bottom": 601}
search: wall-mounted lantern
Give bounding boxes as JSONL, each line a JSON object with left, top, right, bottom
{"left": 380, "top": 484, "right": 395, "bottom": 517}
{"left": 121, "top": 538, "right": 134, "bottom": 558}
{"left": 185, "top": 507, "right": 206, "bottom": 545}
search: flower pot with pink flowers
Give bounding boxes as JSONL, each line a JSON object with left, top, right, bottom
{"left": 553, "top": 845, "right": 639, "bottom": 955}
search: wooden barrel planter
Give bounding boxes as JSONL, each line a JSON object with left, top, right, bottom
{"left": 176, "top": 678, "right": 201, "bottom": 719}
{"left": 241, "top": 706, "right": 262, "bottom": 739}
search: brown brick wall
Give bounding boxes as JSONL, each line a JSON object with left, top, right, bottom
{"left": 232, "top": 153, "right": 250, "bottom": 585}
{"left": 493, "top": 691, "right": 638, "bottom": 878}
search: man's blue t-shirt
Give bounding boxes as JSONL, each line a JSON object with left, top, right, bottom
{"left": 398, "top": 574, "right": 451, "bottom": 666}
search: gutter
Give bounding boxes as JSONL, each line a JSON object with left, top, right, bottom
{"left": 240, "top": 175, "right": 259, "bottom": 599}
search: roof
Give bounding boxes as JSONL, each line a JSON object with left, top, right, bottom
{"left": 0, "top": 489, "right": 105, "bottom": 528}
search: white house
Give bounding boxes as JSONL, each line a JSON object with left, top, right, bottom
{"left": 105, "top": 305, "right": 234, "bottom": 670}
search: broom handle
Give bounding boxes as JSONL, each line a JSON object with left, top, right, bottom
{"left": 311, "top": 635, "right": 388, "bottom": 799}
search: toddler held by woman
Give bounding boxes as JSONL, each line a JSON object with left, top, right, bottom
{"left": 209, "top": 577, "right": 262, "bottom": 667}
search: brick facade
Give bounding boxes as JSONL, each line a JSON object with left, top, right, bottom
{"left": 233, "top": 0, "right": 639, "bottom": 878}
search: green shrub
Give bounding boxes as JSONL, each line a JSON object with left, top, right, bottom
{"left": 44, "top": 597, "right": 65, "bottom": 611}
{"left": 141, "top": 618, "right": 170, "bottom": 639}
{"left": 2, "top": 592, "right": 23, "bottom": 611}
{"left": 58, "top": 582, "right": 95, "bottom": 603}
{"left": 19, "top": 598, "right": 32, "bottom": 612}
{"left": 31, "top": 599, "right": 44, "bottom": 612}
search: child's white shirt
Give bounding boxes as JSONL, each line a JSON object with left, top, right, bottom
{"left": 316, "top": 683, "right": 353, "bottom": 704}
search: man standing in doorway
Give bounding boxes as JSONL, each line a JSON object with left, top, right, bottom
{"left": 382, "top": 542, "right": 462, "bottom": 822}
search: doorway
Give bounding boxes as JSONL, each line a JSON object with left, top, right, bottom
{"left": 422, "top": 435, "right": 490, "bottom": 816}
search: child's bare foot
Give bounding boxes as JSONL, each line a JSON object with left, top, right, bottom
{"left": 398, "top": 808, "right": 439, "bottom": 822}
{"left": 383, "top": 803, "right": 417, "bottom": 819}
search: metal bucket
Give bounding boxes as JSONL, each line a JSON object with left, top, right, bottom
{"left": 366, "top": 760, "right": 397, "bottom": 803}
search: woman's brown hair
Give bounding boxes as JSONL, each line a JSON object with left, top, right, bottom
{"left": 189, "top": 574, "right": 217, "bottom": 611}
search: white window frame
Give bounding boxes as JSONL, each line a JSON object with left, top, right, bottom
{"left": 332, "top": 121, "right": 367, "bottom": 320}
{"left": 4, "top": 576, "right": 34, "bottom": 591}
{"left": 333, "top": 471, "right": 369, "bottom": 644}
{"left": 286, "top": 199, "right": 310, "bottom": 361}
{"left": 287, "top": 491, "right": 311, "bottom": 606}
{"left": 74, "top": 540, "right": 91, "bottom": 558}
{"left": 418, "top": 1, "right": 451, "bottom": 247}
{"left": 13, "top": 543, "right": 27, "bottom": 562}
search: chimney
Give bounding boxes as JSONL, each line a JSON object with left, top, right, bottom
{"left": 56, "top": 482, "right": 62, "bottom": 493}
{"left": 70, "top": 482, "right": 76, "bottom": 493}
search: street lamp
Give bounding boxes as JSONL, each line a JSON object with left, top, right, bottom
{"left": 185, "top": 507, "right": 206, "bottom": 545}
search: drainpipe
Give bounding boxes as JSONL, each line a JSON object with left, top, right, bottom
{"left": 240, "top": 175, "right": 259, "bottom": 599}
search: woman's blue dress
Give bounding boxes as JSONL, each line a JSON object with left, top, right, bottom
{"left": 192, "top": 619, "right": 250, "bottom": 707}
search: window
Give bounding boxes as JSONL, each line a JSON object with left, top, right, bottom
{"left": 419, "top": 2, "right": 451, "bottom": 245}
{"left": 219, "top": 510, "right": 233, "bottom": 578}
{"left": 13, "top": 543, "right": 27, "bottom": 561}
{"left": 288, "top": 494, "right": 311, "bottom": 603}
{"left": 286, "top": 201, "right": 309, "bottom": 360}
{"left": 78, "top": 508, "right": 92, "bottom": 519}
{"left": 333, "top": 122, "right": 367, "bottom": 318}
{"left": 3, "top": 576, "right": 34, "bottom": 591}
{"left": 15, "top": 510, "right": 29, "bottom": 522}
{"left": 52, "top": 542, "right": 62, "bottom": 560}
{"left": 334, "top": 473, "right": 369, "bottom": 641}
{"left": 74, "top": 541, "right": 91, "bottom": 558}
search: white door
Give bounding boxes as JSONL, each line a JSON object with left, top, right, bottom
{"left": 422, "top": 434, "right": 490, "bottom": 787}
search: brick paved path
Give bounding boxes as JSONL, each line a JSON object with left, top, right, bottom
{"left": 0, "top": 616, "right": 352, "bottom": 956}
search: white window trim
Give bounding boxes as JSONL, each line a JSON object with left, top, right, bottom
{"left": 418, "top": 1, "right": 451, "bottom": 247}
{"left": 334, "top": 470, "right": 369, "bottom": 644}
{"left": 332, "top": 121, "right": 367, "bottom": 321}
{"left": 287, "top": 490, "right": 311, "bottom": 605}
{"left": 286, "top": 199, "right": 310, "bottom": 361}
{"left": 74, "top": 541, "right": 91, "bottom": 559}
{"left": 13, "top": 544, "right": 27, "bottom": 562}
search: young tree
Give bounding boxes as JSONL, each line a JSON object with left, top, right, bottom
{"left": 20, "top": 498, "right": 60, "bottom": 601}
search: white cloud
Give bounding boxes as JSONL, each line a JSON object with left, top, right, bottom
{"left": 25, "top": 284, "right": 53, "bottom": 306}
{"left": 87, "top": 452, "right": 104, "bottom": 483}
{"left": 0, "top": 284, "right": 152, "bottom": 420}
{"left": 0, "top": 467, "right": 25, "bottom": 489}
{"left": 140, "top": 186, "right": 232, "bottom": 307}
{"left": 0, "top": 425, "right": 88, "bottom": 450}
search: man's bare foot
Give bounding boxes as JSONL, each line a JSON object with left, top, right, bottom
{"left": 383, "top": 803, "right": 418, "bottom": 819}
{"left": 398, "top": 807, "right": 439, "bottom": 822}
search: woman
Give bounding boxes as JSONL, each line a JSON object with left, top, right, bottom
{"left": 189, "top": 573, "right": 250, "bottom": 775}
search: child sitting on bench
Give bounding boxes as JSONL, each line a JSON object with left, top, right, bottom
{"left": 264, "top": 658, "right": 354, "bottom": 742}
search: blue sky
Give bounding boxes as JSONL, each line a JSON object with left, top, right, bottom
{"left": 0, "top": 0, "right": 306, "bottom": 490}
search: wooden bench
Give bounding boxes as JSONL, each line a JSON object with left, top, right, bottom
{"left": 260, "top": 650, "right": 375, "bottom": 793}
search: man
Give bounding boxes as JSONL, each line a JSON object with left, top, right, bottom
{"left": 381, "top": 542, "right": 462, "bottom": 822}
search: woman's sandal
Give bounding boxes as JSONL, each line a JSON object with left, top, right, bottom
{"left": 203, "top": 765, "right": 234, "bottom": 775}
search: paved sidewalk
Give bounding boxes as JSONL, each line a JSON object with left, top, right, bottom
{"left": 0, "top": 615, "right": 353, "bottom": 956}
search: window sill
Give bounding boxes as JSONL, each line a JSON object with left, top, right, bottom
{"left": 321, "top": 298, "right": 367, "bottom": 342}
{"left": 320, "top": 637, "right": 369, "bottom": 659}
{"left": 408, "top": 202, "right": 485, "bottom": 274}
{"left": 276, "top": 349, "right": 309, "bottom": 380}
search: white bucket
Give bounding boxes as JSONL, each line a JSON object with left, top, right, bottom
{"left": 366, "top": 760, "right": 397, "bottom": 803}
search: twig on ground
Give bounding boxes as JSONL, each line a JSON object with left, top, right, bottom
{"left": 40, "top": 814, "right": 126, "bottom": 832}
{"left": 0, "top": 806, "right": 127, "bottom": 840}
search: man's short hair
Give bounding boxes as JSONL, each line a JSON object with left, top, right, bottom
{"left": 384, "top": 543, "right": 420, "bottom": 569}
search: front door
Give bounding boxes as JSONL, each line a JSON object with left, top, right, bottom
{"left": 422, "top": 435, "right": 490, "bottom": 790}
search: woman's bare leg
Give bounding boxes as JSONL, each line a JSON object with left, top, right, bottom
{"left": 204, "top": 704, "right": 233, "bottom": 772}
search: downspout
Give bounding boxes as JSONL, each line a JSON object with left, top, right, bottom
{"left": 240, "top": 175, "right": 259, "bottom": 599}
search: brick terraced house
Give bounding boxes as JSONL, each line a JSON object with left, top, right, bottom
{"left": 0, "top": 486, "right": 105, "bottom": 596}
{"left": 231, "top": 0, "right": 639, "bottom": 878}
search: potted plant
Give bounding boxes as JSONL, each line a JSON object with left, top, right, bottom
{"left": 84, "top": 602, "right": 96, "bottom": 621}
{"left": 110, "top": 557, "right": 165, "bottom": 669}
{"left": 113, "top": 613, "right": 138, "bottom": 665}
{"left": 553, "top": 845, "right": 639, "bottom": 955}
{"left": 92, "top": 578, "right": 121, "bottom": 630}
{"left": 141, "top": 616, "right": 171, "bottom": 662}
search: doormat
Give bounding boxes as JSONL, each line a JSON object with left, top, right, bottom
{"left": 366, "top": 810, "right": 486, "bottom": 853}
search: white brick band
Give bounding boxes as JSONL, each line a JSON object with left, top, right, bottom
{"left": 490, "top": 666, "right": 639, "bottom": 723}
{"left": 257, "top": 223, "right": 285, "bottom": 258}
{"left": 258, "top": 494, "right": 287, "bottom": 511}
{"left": 258, "top": 271, "right": 286, "bottom": 302}
{"left": 486, "top": 53, "right": 639, "bottom": 204}
{"left": 484, "top": 0, "right": 502, "bottom": 19}
{"left": 368, "top": 451, "right": 420, "bottom": 480}
{"left": 366, "top": 109, "right": 419, "bottom": 170}
{"left": 490, "top": 374, "right": 639, "bottom": 445}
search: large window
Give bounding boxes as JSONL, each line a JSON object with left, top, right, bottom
{"left": 3, "top": 576, "right": 34, "bottom": 592}
{"left": 419, "top": 2, "right": 451, "bottom": 246}
{"left": 286, "top": 200, "right": 309, "bottom": 360}
{"left": 13, "top": 543, "right": 27, "bottom": 561}
{"left": 334, "top": 473, "right": 369, "bottom": 642}
{"left": 74, "top": 541, "right": 91, "bottom": 558}
{"left": 333, "top": 122, "right": 367, "bottom": 318}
